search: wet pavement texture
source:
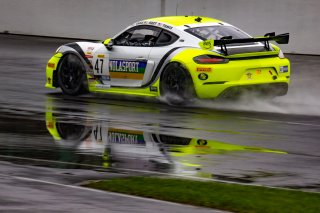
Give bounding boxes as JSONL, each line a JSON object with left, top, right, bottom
{"left": 0, "top": 162, "right": 221, "bottom": 213}
{"left": 0, "top": 34, "right": 320, "bottom": 211}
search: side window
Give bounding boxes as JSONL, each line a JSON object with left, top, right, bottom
{"left": 114, "top": 26, "right": 161, "bottom": 47}
{"left": 155, "top": 30, "right": 179, "bottom": 46}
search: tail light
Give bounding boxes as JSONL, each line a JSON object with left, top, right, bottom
{"left": 194, "top": 55, "right": 229, "bottom": 64}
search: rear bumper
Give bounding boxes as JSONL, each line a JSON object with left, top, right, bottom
{"left": 189, "top": 56, "right": 290, "bottom": 99}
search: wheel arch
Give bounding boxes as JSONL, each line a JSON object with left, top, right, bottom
{"left": 163, "top": 48, "right": 223, "bottom": 98}
{"left": 57, "top": 43, "right": 93, "bottom": 74}
{"left": 160, "top": 61, "right": 192, "bottom": 84}
{"left": 55, "top": 45, "right": 92, "bottom": 85}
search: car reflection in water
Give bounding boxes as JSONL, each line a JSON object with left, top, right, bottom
{"left": 46, "top": 96, "right": 286, "bottom": 179}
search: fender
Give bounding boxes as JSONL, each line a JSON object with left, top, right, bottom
{"left": 62, "top": 42, "right": 103, "bottom": 74}
{"left": 141, "top": 47, "right": 191, "bottom": 88}
{"left": 58, "top": 42, "right": 110, "bottom": 86}
{"left": 142, "top": 46, "right": 223, "bottom": 89}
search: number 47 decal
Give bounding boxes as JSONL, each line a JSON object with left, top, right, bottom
{"left": 95, "top": 59, "right": 104, "bottom": 74}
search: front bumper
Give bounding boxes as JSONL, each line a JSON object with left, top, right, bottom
{"left": 45, "top": 53, "right": 63, "bottom": 88}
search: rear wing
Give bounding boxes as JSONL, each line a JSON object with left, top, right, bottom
{"left": 199, "top": 33, "right": 289, "bottom": 55}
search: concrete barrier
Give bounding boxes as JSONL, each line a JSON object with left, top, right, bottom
{"left": 0, "top": 0, "right": 162, "bottom": 39}
{"left": 164, "top": 0, "right": 320, "bottom": 55}
{"left": 1, "top": 0, "right": 319, "bottom": 54}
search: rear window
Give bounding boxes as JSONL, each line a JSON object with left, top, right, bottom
{"left": 155, "top": 30, "right": 179, "bottom": 46}
{"left": 185, "top": 25, "right": 250, "bottom": 40}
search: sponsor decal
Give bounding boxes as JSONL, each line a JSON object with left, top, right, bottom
{"left": 162, "top": 24, "right": 173, "bottom": 30}
{"left": 135, "top": 20, "right": 173, "bottom": 30}
{"left": 199, "top": 40, "right": 214, "bottom": 51}
{"left": 148, "top": 21, "right": 157, "bottom": 25}
{"left": 109, "top": 60, "right": 147, "bottom": 80}
{"left": 47, "top": 77, "right": 51, "bottom": 84}
{"left": 100, "top": 75, "right": 110, "bottom": 81}
{"left": 47, "top": 63, "right": 55, "bottom": 68}
{"left": 85, "top": 55, "right": 93, "bottom": 58}
{"left": 87, "top": 47, "right": 95, "bottom": 51}
{"left": 197, "top": 139, "right": 208, "bottom": 146}
{"left": 97, "top": 54, "right": 105, "bottom": 58}
{"left": 95, "top": 84, "right": 111, "bottom": 89}
{"left": 108, "top": 128, "right": 145, "bottom": 145}
{"left": 149, "top": 86, "right": 158, "bottom": 92}
{"left": 246, "top": 72, "right": 253, "bottom": 80}
{"left": 86, "top": 52, "right": 92, "bottom": 55}
{"left": 256, "top": 69, "right": 262, "bottom": 74}
{"left": 197, "top": 67, "right": 212, "bottom": 72}
{"left": 136, "top": 21, "right": 148, "bottom": 25}
{"left": 195, "top": 139, "right": 210, "bottom": 148}
{"left": 198, "top": 73, "right": 208, "bottom": 80}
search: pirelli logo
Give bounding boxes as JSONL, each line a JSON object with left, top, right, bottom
{"left": 197, "top": 67, "right": 212, "bottom": 72}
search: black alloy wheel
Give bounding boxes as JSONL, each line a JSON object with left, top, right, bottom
{"left": 160, "top": 63, "right": 195, "bottom": 105}
{"left": 57, "top": 54, "right": 87, "bottom": 95}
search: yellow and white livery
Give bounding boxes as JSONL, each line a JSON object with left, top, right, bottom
{"left": 46, "top": 16, "right": 290, "bottom": 104}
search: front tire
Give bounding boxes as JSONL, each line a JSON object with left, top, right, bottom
{"left": 160, "top": 62, "right": 195, "bottom": 105}
{"left": 57, "top": 54, "right": 87, "bottom": 95}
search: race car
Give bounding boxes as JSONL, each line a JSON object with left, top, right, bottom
{"left": 46, "top": 16, "right": 290, "bottom": 104}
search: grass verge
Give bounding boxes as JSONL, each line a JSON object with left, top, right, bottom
{"left": 85, "top": 177, "right": 320, "bottom": 213}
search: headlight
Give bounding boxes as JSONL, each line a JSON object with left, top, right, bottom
{"left": 279, "top": 65, "right": 289, "bottom": 73}
{"left": 278, "top": 49, "right": 285, "bottom": 59}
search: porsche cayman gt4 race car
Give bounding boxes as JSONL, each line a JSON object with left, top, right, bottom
{"left": 46, "top": 16, "right": 290, "bottom": 103}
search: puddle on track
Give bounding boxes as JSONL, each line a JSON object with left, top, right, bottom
{"left": 0, "top": 95, "right": 319, "bottom": 192}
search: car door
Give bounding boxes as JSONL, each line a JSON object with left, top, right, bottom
{"left": 108, "top": 25, "right": 161, "bottom": 87}
{"left": 145, "top": 30, "right": 181, "bottom": 85}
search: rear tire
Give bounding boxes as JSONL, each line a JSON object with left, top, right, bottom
{"left": 57, "top": 54, "right": 87, "bottom": 95}
{"left": 160, "top": 63, "right": 195, "bottom": 105}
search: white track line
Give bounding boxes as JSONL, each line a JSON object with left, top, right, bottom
{"left": 0, "top": 174, "right": 218, "bottom": 209}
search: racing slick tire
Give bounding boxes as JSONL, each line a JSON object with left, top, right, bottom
{"left": 160, "top": 62, "right": 195, "bottom": 105}
{"left": 57, "top": 54, "right": 88, "bottom": 96}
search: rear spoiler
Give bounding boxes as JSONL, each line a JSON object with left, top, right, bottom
{"left": 199, "top": 32, "right": 289, "bottom": 55}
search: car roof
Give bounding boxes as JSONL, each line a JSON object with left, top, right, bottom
{"left": 146, "top": 16, "right": 222, "bottom": 27}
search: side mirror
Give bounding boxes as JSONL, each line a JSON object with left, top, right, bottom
{"left": 105, "top": 39, "right": 114, "bottom": 50}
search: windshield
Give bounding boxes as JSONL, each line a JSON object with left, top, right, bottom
{"left": 185, "top": 25, "right": 251, "bottom": 40}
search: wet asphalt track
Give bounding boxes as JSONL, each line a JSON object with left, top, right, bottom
{"left": 0, "top": 34, "right": 320, "bottom": 211}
